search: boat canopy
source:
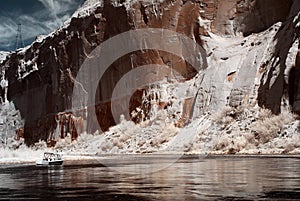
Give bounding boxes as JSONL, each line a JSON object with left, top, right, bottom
{"left": 43, "top": 152, "right": 62, "bottom": 160}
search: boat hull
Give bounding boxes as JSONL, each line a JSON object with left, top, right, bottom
{"left": 36, "top": 160, "right": 63, "bottom": 166}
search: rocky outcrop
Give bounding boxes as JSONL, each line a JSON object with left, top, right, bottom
{"left": 0, "top": 102, "right": 24, "bottom": 149}
{"left": 0, "top": 0, "right": 299, "bottom": 146}
{"left": 0, "top": 51, "right": 8, "bottom": 63}
{"left": 195, "top": 0, "right": 293, "bottom": 36}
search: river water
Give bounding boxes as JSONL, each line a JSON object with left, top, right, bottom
{"left": 0, "top": 155, "right": 299, "bottom": 200}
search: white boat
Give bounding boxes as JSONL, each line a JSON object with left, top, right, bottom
{"left": 36, "top": 152, "right": 64, "bottom": 166}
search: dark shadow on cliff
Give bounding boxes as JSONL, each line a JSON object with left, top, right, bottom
{"left": 257, "top": 1, "right": 300, "bottom": 114}
{"left": 288, "top": 51, "right": 300, "bottom": 113}
{"left": 241, "top": 0, "right": 293, "bottom": 36}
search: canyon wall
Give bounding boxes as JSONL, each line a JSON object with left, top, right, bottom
{"left": 0, "top": 0, "right": 298, "bottom": 146}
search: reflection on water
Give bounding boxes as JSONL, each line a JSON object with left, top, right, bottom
{"left": 0, "top": 155, "right": 300, "bottom": 200}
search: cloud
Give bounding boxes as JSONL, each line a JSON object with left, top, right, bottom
{"left": 0, "top": 0, "right": 83, "bottom": 51}
{"left": 38, "top": 0, "right": 77, "bottom": 15}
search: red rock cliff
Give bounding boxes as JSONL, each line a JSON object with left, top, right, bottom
{"left": 0, "top": 0, "right": 298, "bottom": 145}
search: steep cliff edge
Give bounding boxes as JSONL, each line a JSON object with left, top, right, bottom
{"left": 0, "top": 0, "right": 299, "bottom": 154}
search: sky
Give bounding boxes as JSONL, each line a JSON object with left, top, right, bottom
{"left": 0, "top": 0, "right": 84, "bottom": 51}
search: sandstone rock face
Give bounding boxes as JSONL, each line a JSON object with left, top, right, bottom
{"left": 0, "top": 0, "right": 299, "bottom": 146}
{"left": 191, "top": 0, "right": 293, "bottom": 36}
